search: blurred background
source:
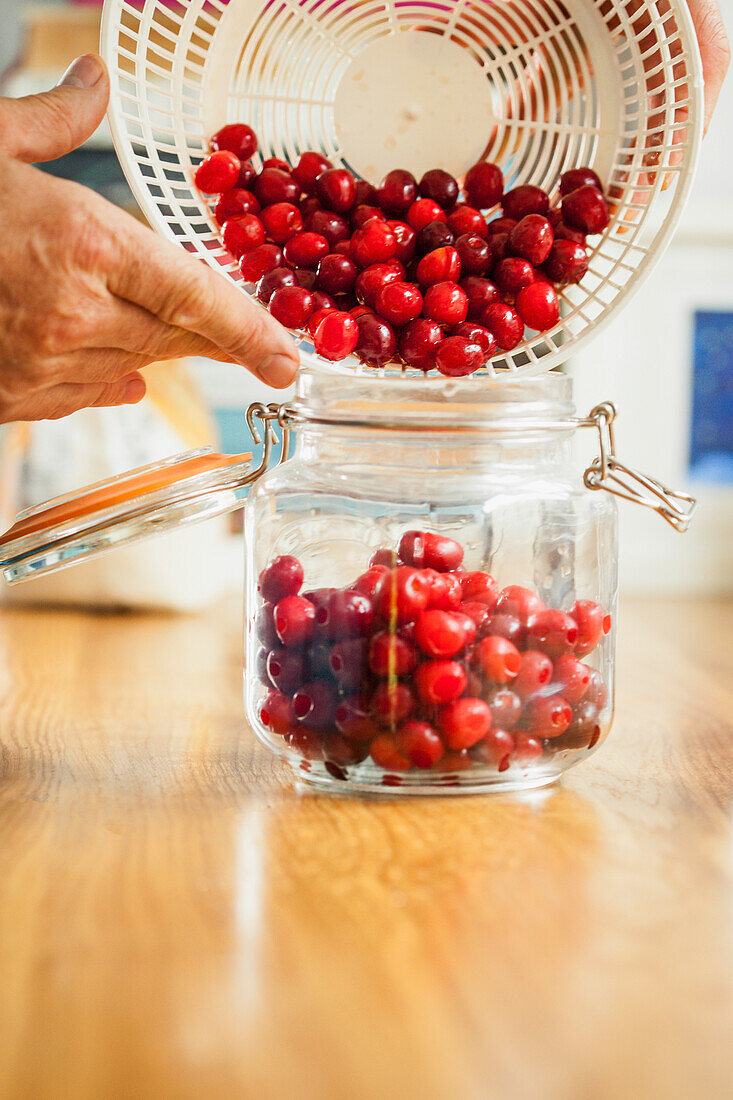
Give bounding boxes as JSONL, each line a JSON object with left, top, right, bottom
{"left": 0, "top": 0, "right": 730, "bottom": 610}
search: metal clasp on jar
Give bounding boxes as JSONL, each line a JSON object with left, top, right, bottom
{"left": 582, "top": 403, "right": 696, "bottom": 532}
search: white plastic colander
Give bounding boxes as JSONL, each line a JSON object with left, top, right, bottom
{"left": 101, "top": 0, "right": 704, "bottom": 378}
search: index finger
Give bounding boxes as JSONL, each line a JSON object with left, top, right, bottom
{"left": 107, "top": 210, "right": 299, "bottom": 388}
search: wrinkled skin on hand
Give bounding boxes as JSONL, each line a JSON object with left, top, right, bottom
{"left": 0, "top": 53, "right": 298, "bottom": 424}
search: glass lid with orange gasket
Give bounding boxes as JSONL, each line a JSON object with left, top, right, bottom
{"left": 0, "top": 447, "right": 257, "bottom": 585}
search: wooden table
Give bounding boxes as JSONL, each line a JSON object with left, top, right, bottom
{"left": 0, "top": 598, "right": 731, "bottom": 1099}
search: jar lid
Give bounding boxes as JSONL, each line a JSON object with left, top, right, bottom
{"left": 0, "top": 448, "right": 252, "bottom": 585}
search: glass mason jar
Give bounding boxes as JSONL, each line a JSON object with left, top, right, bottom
{"left": 246, "top": 372, "right": 623, "bottom": 794}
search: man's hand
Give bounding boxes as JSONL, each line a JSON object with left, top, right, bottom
{"left": 0, "top": 54, "right": 298, "bottom": 424}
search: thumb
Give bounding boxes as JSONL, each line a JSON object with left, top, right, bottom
{"left": 0, "top": 54, "right": 110, "bottom": 163}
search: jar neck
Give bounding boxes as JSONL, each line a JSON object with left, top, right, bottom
{"left": 294, "top": 426, "right": 574, "bottom": 473}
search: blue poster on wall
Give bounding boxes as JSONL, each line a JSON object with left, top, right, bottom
{"left": 690, "top": 311, "right": 733, "bottom": 483}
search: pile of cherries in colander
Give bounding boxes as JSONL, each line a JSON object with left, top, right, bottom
{"left": 195, "top": 123, "right": 611, "bottom": 376}
{"left": 255, "top": 531, "right": 611, "bottom": 780}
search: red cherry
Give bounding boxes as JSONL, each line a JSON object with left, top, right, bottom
{"left": 494, "top": 585, "right": 545, "bottom": 623}
{"left": 369, "top": 631, "right": 418, "bottom": 677}
{"left": 462, "top": 276, "right": 501, "bottom": 320}
{"left": 475, "top": 636, "right": 521, "bottom": 682}
{"left": 424, "top": 571, "right": 462, "bottom": 611}
{"left": 489, "top": 232, "right": 510, "bottom": 265}
{"left": 293, "top": 151, "right": 333, "bottom": 193}
{"left": 562, "top": 185, "right": 610, "bottom": 234}
{"left": 256, "top": 601, "right": 279, "bottom": 648}
{"left": 435, "top": 335, "right": 484, "bottom": 377}
{"left": 464, "top": 161, "right": 504, "bottom": 209}
{"left": 502, "top": 185, "right": 550, "bottom": 221}
{"left": 259, "top": 689, "right": 295, "bottom": 736}
{"left": 195, "top": 150, "right": 240, "bottom": 193}
{"left": 513, "top": 734, "right": 544, "bottom": 763}
{"left": 480, "top": 613, "right": 523, "bottom": 647}
{"left": 377, "top": 169, "right": 419, "bottom": 216}
{"left": 355, "top": 312, "right": 397, "bottom": 367}
{"left": 386, "top": 220, "right": 417, "bottom": 264}
{"left": 355, "top": 260, "right": 405, "bottom": 307}
{"left": 351, "top": 204, "right": 386, "bottom": 229}
{"left": 261, "top": 202, "right": 302, "bottom": 244}
{"left": 397, "top": 530, "right": 464, "bottom": 572}
{"left": 293, "top": 679, "right": 337, "bottom": 728}
{"left": 254, "top": 167, "right": 300, "bottom": 206}
{"left": 328, "top": 638, "right": 369, "bottom": 691}
{"left": 494, "top": 257, "right": 536, "bottom": 298}
{"left": 486, "top": 216, "right": 518, "bottom": 237}
{"left": 543, "top": 239, "right": 589, "bottom": 284}
{"left": 306, "top": 306, "right": 336, "bottom": 337}
{"left": 315, "top": 253, "right": 358, "bottom": 296}
{"left": 259, "top": 555, "right": 303, "bottom": 602}
{"left": 222, "top": 213, "right": 265, "bottom": 257}
{"left": 416, "top": 660, "right": 467, "bottom": 706}
{"left": 559, "top": 699, "right": 600, "bottom": 748}
{"left": 372, "top": 681, "right": 415, "bottom": 726}
{"left": 335, "top": 694, "right": 378, "bottom": 741}
{"left": 554, "top": 221, "right": 587, "bottom": 245}
{"left": 315, "top": 589, "right": 373, "bottom": 639}
{"left": 516, "top": 281, "right": 560, "bottom": 331}
{"left": 353, "top": 180, "right": 380, "bottom": 206}
{"left": 293, "top": 267, "right": 317, "bottom": 290}
{"left": 273, "top": 594, "right": 316, "bottom": 646}
{"left": 370, "top": 734, "right": 411, "bottom": 771}
{"left": 481, "top": 302, "right": 524, "bottom": 351}
{"left": 369, "top": 548, "right": 398, "bottom": 568}
{"left": 407, "top": 198, "right": 447, "bottom": 231}
{"left": 373, "top": 566, "right": 432, "bottom": 625}
{"left": 423, "top": 281, "right": 468, "bottom": 325}
{"left": 417, "top": 221, "right": 455, "bottom": 254}
{"left": 524, "top": 694, "right": 572, "bottom": 738}
{"left": 451, "top": 322, "right": 497, "bottom": 359}
{"left": 455, "top": 233, "right": 492, "bottom": 275}
{"left": 236, "top": 161, "right": 256, "bottom": 189}
{"left": 239, "top": 242, "right": 284, "bottom": 282}
{"left": 262, "top": 159, "right": 290, "bottom": 175}
{"left": 416, "top": 246, "right": 461, "bottom": 286}
{"left": 553, "top": 655, "right": 591, "bottom": 703}
{"left": 375, "top": 281, "right": 423, "bottom": 326}
{"left": 351, "top": 220, "right": 398, "bottom": 267}
{"left": 396, "top": 721, "right": 444, "bottom": 769}
{"left": 283, "top": 231, "right": 330, "bottom": 269}
{"left": 453, "top": 610, "right": 478, "bottom": 646}
{"left": 448, "top": 205, "right": 488, "bottom": 238}
{"left": 266, "top": 647, "right": 308, "bottom": 695}
{"left": 419, "top": 169, "right": 459, "bottom": 210}
{"left": 315, "top": 168, "right": 356, "bottom": 213}
{"left": 560, "top": 167, "right": 603, "bottom": 196}
{"left": 269, "top": 285, "right": 315, "bottom": 329}
{"left": 438, "top": 697, "right": 492, "bottom": 750}
{"left": 487, "top": 687, "right": 522, "bottom": 730}
{"left": 350, "top": 565, "right": 389, "bottom": 600}
{"left": 414, "top": 609, "right": 469, "bottom": 658}
{"left": 399, "top": 318, "right": 444, "bottom": 371}
{"left": 508, "top": 214, "right": 554, "bottom": 266}
{"left": 214, "top": 188, "right": 260, "bottom": 225}
{"left": 304, "top": 209, "right": 350, "bottom": 248}
{"left": 526, "top": 609, "right": 578, "bottom": 656}
{"left": 459, "top": 571, "right": 499, "bottom": 607}
{"left": 312, "top": 310, "right": 359, "bottom": 360}
{"left": 473, "top": 728, "right": 515, "bottom": 770}
{"left": 257, "top": 266, "right": 298, "bottom": 303}
{"left": 210, "top": 123, "right": 258, "bottom": 160}
{"left": 570, "top": 599, "right": 611, "bottom": 656}
{"left": 514, "top": 650, "right": 554, "bottom": 698}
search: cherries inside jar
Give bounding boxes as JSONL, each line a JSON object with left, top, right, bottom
{"left": 245, "top": 371, "right": 618, "bottom": 794}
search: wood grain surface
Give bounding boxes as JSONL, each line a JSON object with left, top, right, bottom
{"left": 0, "top": 597, "right": 731, "bottom": 1100}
